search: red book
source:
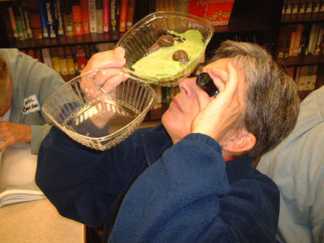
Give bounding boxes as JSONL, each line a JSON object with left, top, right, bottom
{"left": 188, "top": 0, "right": 235, "bottom": 26}
{"left": 76, "top": 47, "right": 87, "bottom": 72}
{"left": 30, "top": 14, "right": 43, "bottom": 39}
{"left": 80, "top": 0, "right": 89, "bottom": 34}
{"left": 103, "top": 0, "right": 110, "bottom": 32}
{"left": 119, "top": 0, "right": 128, "bottom": 32}
{"left": 126, "top": 0, "right": 135, "bottom": 30}
{"left": 72, "top": 4, "right": 83, "bottom": 35}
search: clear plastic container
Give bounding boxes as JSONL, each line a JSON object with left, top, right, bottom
{"left": 117, "top": 11, "right": 214, "bottom": 86}
{"left": 42, "top": 69, "right": 156, "bottom": 151}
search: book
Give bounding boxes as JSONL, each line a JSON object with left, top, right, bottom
{"left": 288, "top": 24, "right": 304, "bottom": 56}
{"left": 96, "top": 0, "right": 104, "bottom": 33}
{"left": 89, "top": 0, "right": 97, "bottom": 33}
{"left": 41, "top": 48, "right": 53, "bottom": 67}
{"left": 296, "top": 65, "right": 318, "bottom": 91}
{"left": 119, "top": 0, "right": 128, "bottom": 32}
{"left": 80, "top": 0, "right": 90, "bottom": 34}
{"left": 55, "top": 0, "right": 65, "bottom": 35}
{"left": 14, "top": 5, "right": 27, "bottom": 40}
{"left": 45, "top": 0, "right": 56, "bottom": 38}
{"left": 22, "top": 8, "right": 33, "bottom": 39}
{"left": 0, "top": 144, "right": 44, "bottom": 208}
{"left": 188, "top": 0, "right": 235, "bottom": 26}
{"left": 8, "top": 7, "right": 18, "bottom": 39}
{"left": 29, "top": 13, "right": 43, "bottom": 39}
{"left": 126, "top": 0, "right": 135, "bottom": 30}
{"left": 63, "top": 0, "right": 74, "bottom": 36}
{"left": 110, "top": 0, "right": 117, "bottom": 32}
{"left": 72, "top": 0, "right": 83, "bottom": 35}
{"left": 306, "top": 24, "right": 321, "bottom": 55}
{"left": 103, "top": 0, "right": 110, "bottom": 32}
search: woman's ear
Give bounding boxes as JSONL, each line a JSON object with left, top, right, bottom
{"left": 221, "top": 128, "right": 256, "bottom": 155}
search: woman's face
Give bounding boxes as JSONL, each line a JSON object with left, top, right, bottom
{"left": 161, "top": 57, "right": 246, "bottom": 144}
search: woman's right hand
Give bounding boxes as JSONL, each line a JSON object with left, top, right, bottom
{"left": 80, "top": 47, "right": 128, "bottom": 100}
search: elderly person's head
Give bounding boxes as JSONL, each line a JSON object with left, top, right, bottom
{"left": 0, "top": 55, "right": 12, "bottom": 117}
{"left": 162, "top": 40, "right": 300, "bottom": 159}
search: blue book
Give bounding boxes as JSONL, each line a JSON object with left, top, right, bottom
{"left": 38, "top": 0, "right": 49, "bottom": 38}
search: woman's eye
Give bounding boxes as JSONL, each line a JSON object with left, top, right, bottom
{"left": 196, "top": 72, "right": 219, "bottom": 97}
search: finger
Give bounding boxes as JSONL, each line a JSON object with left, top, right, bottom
{"left": 93, "top": 68, "right": 125, "bottom": 87}
{"left": 81, "top": 47, "right": 126, "bottom": 75}
{"left": 101, "top": 72, "right": 128, "bottom": 93}
{"left": 203, "top": 67, "right": 227, "bottom": 92}
{"left": 80, "top": 77, "right": 98, "bottom": 100}
{"left": 92, "top": 47, "right": 126, "bottom": 70}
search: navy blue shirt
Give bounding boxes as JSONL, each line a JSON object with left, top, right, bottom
{"left": 36, "top": 125, "right": 279, "bottom": 243}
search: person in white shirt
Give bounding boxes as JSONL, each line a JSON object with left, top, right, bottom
{"left": 258, "top": 86, "right": 324, "bottom": 243}
{"left": 0, "top": 49, "right": 64, "bottom": 190}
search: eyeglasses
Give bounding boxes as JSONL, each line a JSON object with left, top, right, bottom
{"left": 195, "top": 72, "right": 219, "bottom": 97}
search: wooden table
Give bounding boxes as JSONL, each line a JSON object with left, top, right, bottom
{"left": 0, "top": 199, "right": 84, "bottom": 243}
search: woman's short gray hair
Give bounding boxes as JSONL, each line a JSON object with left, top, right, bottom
{"left": 211, "top": 40, "right": 300, "bottom": 158}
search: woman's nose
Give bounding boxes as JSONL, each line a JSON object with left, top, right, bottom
{"left": 178, "top": 77, "right": 197, "bottom": 97}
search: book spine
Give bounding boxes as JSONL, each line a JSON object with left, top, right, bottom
{"left": 16, "top": 6, "right": 27, "bottom": 40}
{"left": 18, "top": 8, "right": 29, "bottom": 39}
{"left": 89, "top": 0, "right": 97, "bottom": 33}
{"left": 75, "top": 46, "right": 88, "bottom": 72}
{"left": 115, "top": 0, "right": 120, "bottom": 32}
{"left": 58, "top": 47, "right": 68, "bottom": 76}
{"left": 80, "top": 0, "right": 89, "bottom": 34}
{"left": 41, "top": 48, "right": 53, "bottom": 67}
{"left": 55, "top": 0, "right": 65, "bottom": 35}
{"left": 110, "top": 0, "right": 116, "bottom": 32}
{"left": 96, "top": 0, "right": 104, "bottom": 33}
{"left": 103, "top": 0, "right": 110, "bottom": 32}
{"left": 50, "top": 48, "right": 61, "bottom": 73}
{"left": 119, "top": 0, "right": 128, "bottom": 32}
{"left": 45, "top": 0, "right": 56, "bottom": 38}
{"left": 29, "top": 12, "right": 43, "bottom": 39}
{"left": 63, "top": 0, "right": 74, "bottom": 36}
{"left": 23, "top": 9, "right": 33, "bottom": 38}
{"left": 72, "top": 1, "right": 83, "bottom": 35}
{"left": 65, "top": 47, "right": 76, "bottom": 76}
{"left": 8, "top": 7, "right": 18, "bottom": 39}
{"left": 126, "top": 0, "right": 134, "bottom": 30}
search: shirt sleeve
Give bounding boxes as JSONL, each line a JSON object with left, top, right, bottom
{"left": 20, "top": 51, "right": 65, "bottom": 153}
{"left": 109, "top": 133, "right": 279, "bottom": 243}
{"left": 5, "top": 49, "right": 66, "bottom": 153}
{"left": 36, "top": 127, "right": 149, "bottom": 226}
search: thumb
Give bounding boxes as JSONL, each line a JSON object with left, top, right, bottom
{"left": 108, "top": 47, "right": 126, "bottom": 67}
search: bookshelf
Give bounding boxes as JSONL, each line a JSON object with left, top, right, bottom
{"left": 12, "top": 32, "right": 121, "bottom": 49}
{"left": 0, "top": 0, "right": 284, "bottom": 123}
{"left": 276, "top": 0, "right": 324, "bottom": 99}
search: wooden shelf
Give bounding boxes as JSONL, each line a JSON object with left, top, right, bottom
{"left": 278, "top": 55, "right": 324, "bottom": 67}
{"left": 281, "top": 15, "right": 324, "bottom": 24}
{"left": 9, "top": 21, "right": 278, "bottom": 50}
{"left": 11, "top": 32, "right": 122, "bottom": 49}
